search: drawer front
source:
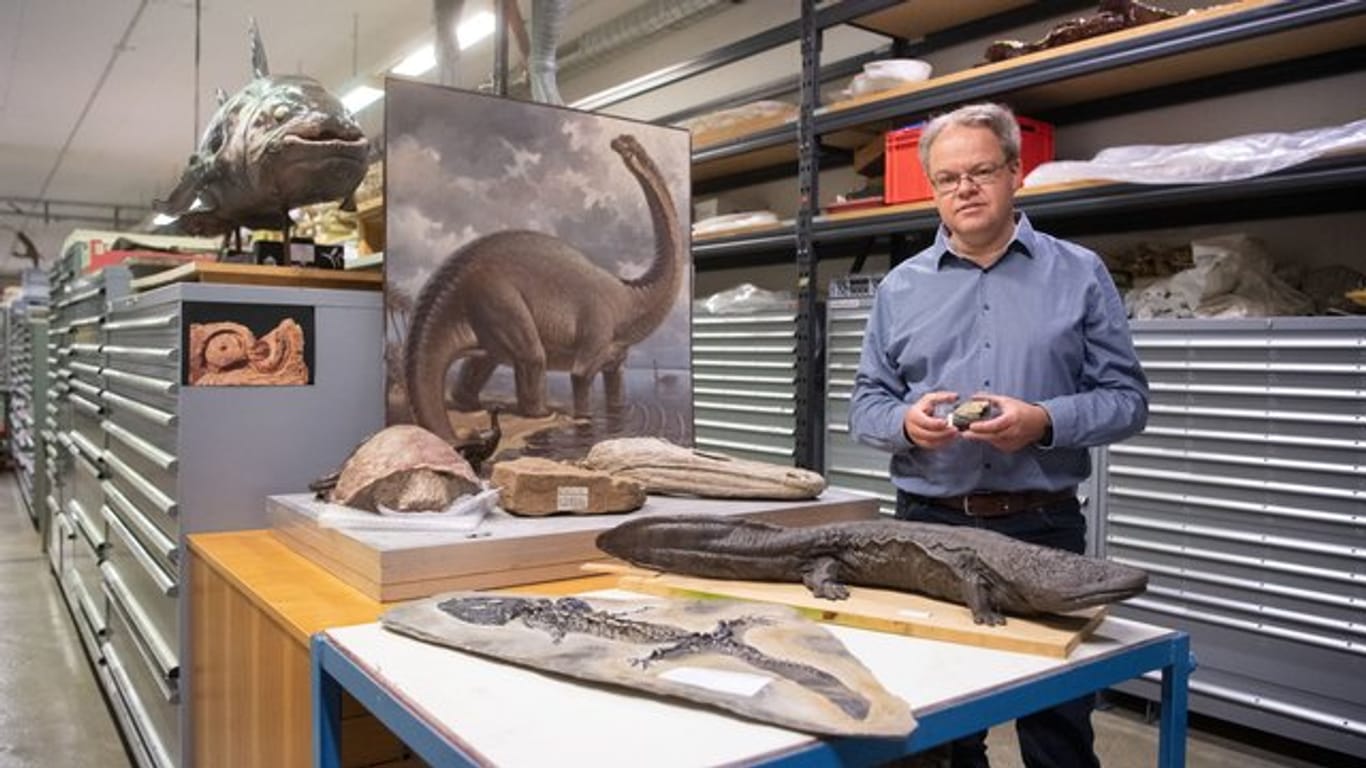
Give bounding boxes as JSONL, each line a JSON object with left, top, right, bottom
{"left": 101, "top": 367, "right": 179, "bottom": 415}
{"left": 101, "top": 391, "right": 178, "bottom": 455}
{"left": 103, "top": 445, "right": 177, "bottom": 526}
{"left": 67, "top": 495, "right": 108, "bottom": 554}
{"left": 102, "top": 322, "right": 180, "bottom": 352}
{"left": 101, "top": 345, "right": 179, "bottom": 382}
{"left": 101, "top": 529, "right": 179, "bottom": 674}
{"left": 101, "top": 611, "right": 180, "bottom": 768}
{"left": 103, "top": 480, "right": 178, "bottom": 576}
{"left": 67, "top": 571, "right": 107, "bottom": 662}
{"left": 68, "top": 359, "right": 105, "bottom": 390}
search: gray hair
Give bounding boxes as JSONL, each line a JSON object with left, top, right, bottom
{"left": 918, "top": 103, "right": 1021, "bottom": 173}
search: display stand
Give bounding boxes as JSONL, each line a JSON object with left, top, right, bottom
{"left": 312, "top": 606, "right": 1193, "bottom": 767}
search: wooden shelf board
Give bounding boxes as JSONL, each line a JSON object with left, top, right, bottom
{"left": 130, "top": 261, "right": 382, "bottom": 292}
{"left": 854, "top": 0, "right": 1035, "bottom": 40}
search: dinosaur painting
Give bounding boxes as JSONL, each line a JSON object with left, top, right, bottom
{"left": 403, "top": 132, "right": 681, "bottom": 434}
{"left": 383, "top": 80, "right": 691, "bottom": 452}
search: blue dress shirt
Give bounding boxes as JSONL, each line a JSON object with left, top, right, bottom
{"left": 848, "top": 213, "right": 1148, "bottom": 497}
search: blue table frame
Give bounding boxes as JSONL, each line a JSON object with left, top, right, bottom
{"left": 312, "top": 622, "right": 1193, "bottom": 767}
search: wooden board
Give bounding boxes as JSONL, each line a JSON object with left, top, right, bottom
{"left": 816, "top": 178, "right": 1113, "bottom": 224}
{"left": 130, "top": 261, "right": 383, "bottom": 292}
{"left": 268, "top": 490, "right": 878, "bottom": 602}
{"left": 693, "top": 220, "right": 789, "bottom": 241}
{"left": 826, "top": 1, "right": 1282, "bottom": 115}
{"left": 604, "top": 566, "right": 1104, "bottom": 658}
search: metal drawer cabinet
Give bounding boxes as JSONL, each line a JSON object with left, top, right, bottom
{"left": 692, "top": 309, "right": 800, "bottom": 465}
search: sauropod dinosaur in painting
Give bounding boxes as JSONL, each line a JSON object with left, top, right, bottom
{"left": 402, "top": 133, "right": 683, "bottom": 441}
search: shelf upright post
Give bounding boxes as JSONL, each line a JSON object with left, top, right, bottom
{"left": 494, "top": 0, "right": 509, "bottom": 97}
{"left": 794, "top": 0, "right": 822, "bottom": 470}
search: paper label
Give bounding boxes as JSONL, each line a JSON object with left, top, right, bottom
{"left": 898, "top": 608, "right": 933, "bottom": 619}
{"left": 557, "top": 486, "right": 589, "bottom": 511}
{"left": 659, "top": 666, "right": 772, "bottom": 697}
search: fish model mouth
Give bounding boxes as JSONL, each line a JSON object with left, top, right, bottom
{"left": 281, "top": 129, "right": 367, "bottom": 149}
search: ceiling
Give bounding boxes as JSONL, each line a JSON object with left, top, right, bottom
{"left": 0, "top": 0, "right": 683, "bottom": 269}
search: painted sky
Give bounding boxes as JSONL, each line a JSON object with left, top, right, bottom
{"left": 384, "top": 78, "right": 692, "bottom": 369}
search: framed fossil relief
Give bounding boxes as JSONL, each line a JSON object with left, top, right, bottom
{"left": 384, "top": 78, "right": 693, "bottom": 463}
{"left": 182, "top": 301, "right": 315, "bottom": 386}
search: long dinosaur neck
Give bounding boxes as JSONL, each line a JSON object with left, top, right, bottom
{"left": 620, "top": 147, "right": 683, "bottom": 338}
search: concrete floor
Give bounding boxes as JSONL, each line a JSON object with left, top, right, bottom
{"left": 0, "top": 473, "right": 131, "bottom": 768}
{"left": 0, "top": 470, "right": 1351, "bottom": 768}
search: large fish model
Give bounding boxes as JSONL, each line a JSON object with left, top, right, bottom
{"left": 159, "top": 21, "right": 369, "bottom": 236}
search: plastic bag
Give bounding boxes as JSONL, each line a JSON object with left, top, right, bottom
{"left": 1126, "top": 234, "right": 1312, "bottom": 319}
{"left": 1025, "top": 119, "right": 1366, "bottom": 187}
{"left": 695, "top": 283, "right": 795, "bottom": 315}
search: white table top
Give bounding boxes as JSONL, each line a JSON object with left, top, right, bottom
{"left": 323, "top": 591, "right": 1176, "bottom": 767}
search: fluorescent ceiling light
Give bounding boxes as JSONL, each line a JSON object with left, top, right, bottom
{"left": 342, "top": 85, "right": 384, "bottom": 114}
{"left": 389, "top": 10, "right": 497, "bottom": 78}
{"left": 151, "top": 213, "right": 178, "bottom": 226}
{"left": 458, "top": 11, "right": 496, "bottom": 49}
{"left": 392, "top": 45, "right": 436, "bottom": 76}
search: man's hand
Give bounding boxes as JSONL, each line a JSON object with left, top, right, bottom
{"left": 961, "top": 394, "right": 1050, "bottom": 453}
{"left": 904, "top": 391, "right": 959, "bottom": 449}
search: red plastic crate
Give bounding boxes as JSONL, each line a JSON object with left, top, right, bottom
{"left": 884, "top": 116, "right": 1054, "bottom": 205}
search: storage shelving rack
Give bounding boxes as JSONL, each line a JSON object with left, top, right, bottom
{"left": 626, "top": 0, "right": 1366, "bottom": 758}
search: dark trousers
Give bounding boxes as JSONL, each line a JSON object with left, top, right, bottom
{"left": 895, "top": 490, "right": 1100, "bottom": 768}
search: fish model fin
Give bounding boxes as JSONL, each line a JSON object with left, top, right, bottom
{"left": 249, "top": 17, "right": 270, "bottom": 78}
{"left": 339, "top": 194, "right": 357, "bottom": 212}
{"left": 215, "top": 87, "right": 228, "bottom": 107}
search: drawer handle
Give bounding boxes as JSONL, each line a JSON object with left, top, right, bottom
{"left": 72, "top": 578, "right": 108, "bottom": 639}
{"left": 102, "top": 451, "right": 178, "bottom": 518}
{"left": 101, "top": 367, "right": 178, "bottom": 397}
{"left": 57, "top": 286, "right": 102, "bottom": 308}
{"left": 103, "top": 420, "right": 178, "bottom": 472}
{"left": 99, "top": 390, "right": 177, "bottom": 427}
{"left": 101, "top": 485, "right": 177, "bottom": 564}
{"left": 67, "top": 316, "right": 101, "bottom": 331}
{"left": 70, "top": 393, "right": 102, "bottom": 417}
{"left": 67, "top": 378, "right": 102, "bottom": 400}
{"left": 70, "top": 361, "right": 102, "bottom": 377}
{"left": 104, "top": 344, "right": 178, "bottom": 363}
{"left": 72, "top": 448, "right": 102, "bottom": 480}
{"left": 69, "top": 431, "right": 104, "bottom": 466}
{"left": 103, "top": 313, "right": 178, "bottom": 332}
{"left": 100, "top": 562, "right": 179, "bottom": 684}
{"left": 99, "top": 636, "right": 181, "bottom": 765}
{"left": 103, "top": 505, "right": 177, "bottom": 598}
{"left": 70, "top": 342, "right": 101, "bottom": 356}
{"left": 67, "top": 498, "right": 107, "bottom": 553}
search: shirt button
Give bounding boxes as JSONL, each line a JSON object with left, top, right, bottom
{"left": 984, "top": 380, "right": 991, "bottom": 387}
{"left": 984, "top": 342, "right": 992, "bottom": 349}
{"left": 985, "top": 463, "right": 993, "bottom": 470}
{"left": 983, "top": 303, "right": 990, "bottom": 311}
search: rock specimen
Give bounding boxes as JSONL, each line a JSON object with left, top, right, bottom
{"left": 951, "top": 399, "right": 992, "bottom": 431}
{"left": 983, "top": 0, "right": 1182, "bottom": 63}
{"left": 382, "top": 592, "right": 915, "bottom": 738}
{"left": 598, "top": 516, "right": 1148, "bottom": 626}
{"left": 188, "top": 319, "right": 309, "bottom": 386}
{"left": 327, "top": 425, "right": 480, "bottom": 512}
{"left": 581, "top": 437, "right": 826, "bottom": 500}
{"left": 491, "top": 457, "right": 645, "bottom": 516}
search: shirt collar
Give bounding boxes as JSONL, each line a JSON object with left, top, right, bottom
{"left": 933, "top": 211, "right": 1038, "bottom": 270}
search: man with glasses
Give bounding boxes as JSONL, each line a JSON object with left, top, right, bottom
{"left": 849, "top": 102, "right": 1148, "bottom": 768}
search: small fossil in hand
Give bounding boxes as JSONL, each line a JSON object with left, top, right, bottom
{"left": 951, "top": 399, "right": 992, "bottom": 431}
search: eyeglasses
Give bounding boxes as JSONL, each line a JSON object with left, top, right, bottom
{"left": 930, "top": 161, "right": 1010, "bottom": 194}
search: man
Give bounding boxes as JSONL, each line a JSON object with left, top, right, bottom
{"left": 848, "top": 103, "right": 1148, "bottom": 768}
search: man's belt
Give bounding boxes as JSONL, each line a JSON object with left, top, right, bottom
{"left": 909, "top": 487, "right": 1078, "bottom": 518}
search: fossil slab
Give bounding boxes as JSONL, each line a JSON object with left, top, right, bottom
{"left": 382, "top": 592, "right": 914, "bottom": 738}
{"left": 582, "top": 437, "right": 826, "bottom": 500}
{"left": 491, "top": 457, "right": 645, "bottom": 516}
